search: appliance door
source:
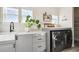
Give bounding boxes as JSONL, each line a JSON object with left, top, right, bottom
{"left": 64, "top": 30, "right": 72, "bottom": 48}
{"left": 50, "top": 30, "right": 65, "bottom": 52}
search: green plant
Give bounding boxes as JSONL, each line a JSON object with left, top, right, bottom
{"left": 36, "top": 20, "right": 39, "bottom": 24}
{"left": 25, "top": 15, "right": 32, "bottom": 27}
{"left": 37, "top": 24, "right": 41, "bottom": 29}
{"left": 25, "top": 15, "right": 41, "bottom": 29}
{"left": 25, "top": 15, "right": 30, "bottom": 22}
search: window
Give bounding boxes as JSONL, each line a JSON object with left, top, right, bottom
{"left": 52, "top": 15, "right": 59, "bottom": 24}
{"left": 3, "top": 8, "right": 18, "bottom": 22}
{"left": 22, "top": 9, "right": 32, "bottom": 23}
{"left": 3, "top": 8, "right": 33, "bottom": 23}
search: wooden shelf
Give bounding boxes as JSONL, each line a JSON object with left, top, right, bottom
{"left": 43, "top": 21, "right": 55, "bottom": 28}
{"left": 43, "top": 21, "right": 52, "bottom": 24}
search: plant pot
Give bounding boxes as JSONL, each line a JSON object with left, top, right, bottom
{"left": 25, "top": 27, "right": 30, "bottom": 32}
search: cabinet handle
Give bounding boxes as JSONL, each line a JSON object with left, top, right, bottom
{"left": 38, "top": 46, "right": 42, "bottom": 48}
{"left": 34, "top": 35, "right": 39, "bottom": 37}
{"left": 15, "top": 35, "right": 18, "bottom": 40}
{"left": 13, "top": 44, "right": 16, "bottom": 48}
{"left": 38, "top": 39, "right": 42, "bottom": 40}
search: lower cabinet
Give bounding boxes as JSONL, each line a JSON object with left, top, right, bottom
{"left": 0, "top": 44, "right": 15, "bottom": 52}
{"left": 15, "top": 33, "right": 46, "bottom": 52}
{"left": 0, "top": 32, "right": 46, "bottom": 52}
{"left": 33, "top": 42, "right": 46, "bottom": 52}
{"left": 15, "top": 34, "right": 33, "bottom": 52}
{"left": 32, "top": 33, "right": 46, "bottom": 52}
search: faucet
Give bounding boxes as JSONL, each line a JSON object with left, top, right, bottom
{"left": 10, "top": 22, "right": 14, "bottom": 32}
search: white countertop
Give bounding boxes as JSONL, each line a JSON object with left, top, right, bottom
{"left": 0, "top": 34, "right": 15, "bottom": 42}
{"left": 15, "top": 31, "right": 46, "bottom": 35}
{"left": 43, "top": 27, "right": 72, "bottom": 31}
{"left": 0, "top": 31, "right": 46, "bottom": 42}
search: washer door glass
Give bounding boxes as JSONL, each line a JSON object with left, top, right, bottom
{"left": 52, "top": 31, "right": 65, "bottom": 52}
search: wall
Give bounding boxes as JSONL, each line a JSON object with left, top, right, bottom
{"left": 0, "top": 7, "right": 3, "bottom": 32}
{"left": 59, "top": 7, "right": 73, "bottom": 28}
{"left": 33, "top": 7, "right": 59, "bottom": 23}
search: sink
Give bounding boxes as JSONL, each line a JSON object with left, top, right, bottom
{"left": 0, "top": 32, "right": 16, "bottom": 41}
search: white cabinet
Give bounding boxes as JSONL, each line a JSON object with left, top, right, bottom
{"left": 0, "top": 44, "right": 15, "bottom": 52}
{"left": 0, "top": 32, "right": 46, "bottom": 52}
{"left": 32, "top": 33, "right": 46, "bottom": 52}
{"left": 33, "top": 42, "right": 46, "bottom": 52}
{"left": 15, "top": 34, "right": 33, "bottom": 52}
{"left": 15, "top": 32, "right": 46, "bottom": 52}
{"left": 33, "top": 34, "right": 45, "bottom": 42}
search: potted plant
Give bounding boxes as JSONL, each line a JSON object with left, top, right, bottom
{"left": 25, "top": 15, "right": 41, "bottom": 32}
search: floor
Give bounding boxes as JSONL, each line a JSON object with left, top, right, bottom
{"left": 63, "top": 40, "right": 79, "bottom": 52}
{"left": 62, "top": 46, "right": 79, "bottom": 52}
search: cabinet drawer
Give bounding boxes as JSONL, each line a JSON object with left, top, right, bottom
{"left": 33, "top": 35, "right": 46, "bottom": 42}
{"left": 33, "top": 42, "right": 46, "bottom": 52}
{"left": 33, "top": 37, "right": 45, "bottom": 42}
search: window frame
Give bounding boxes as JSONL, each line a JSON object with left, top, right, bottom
{"left": 21, "top": 9, "right": 33, "bottom": 23}
{"left": 3, "top": 7, "right": 19, "bottom": 23}
{"left": 3, "top": 7, "right": 33, "bottom": 23}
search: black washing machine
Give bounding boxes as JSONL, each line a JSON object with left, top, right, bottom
{"left": 50, "top": 29, "right": 72, "bottom": 52}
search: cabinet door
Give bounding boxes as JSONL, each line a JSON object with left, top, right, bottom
{"left": 0, "top": 44, "right": 15, "bottom": 52}
{"left": 16, "top": 34, "right": 33, "bottom": 52}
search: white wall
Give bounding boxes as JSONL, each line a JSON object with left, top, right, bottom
{"left": 33, "top": 7, "right": 59, "bottom": 23}
{"left": 59, "top": 7, "right": 73, "bottom": 28}
{"left": 0, "top": 7, "right": 3, "bottom": 32}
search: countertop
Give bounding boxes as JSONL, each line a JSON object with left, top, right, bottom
{"left": 0, "top": 31, "right": 46, "bottom": 42}
{"left": 15, "top": 31, "right": 46, "bottom": 35}
{"left": 43, "top": 27, "right": 72, "bottom": 31}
